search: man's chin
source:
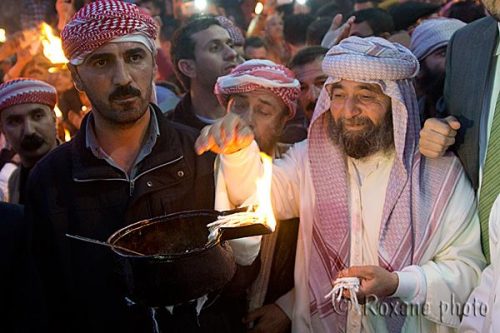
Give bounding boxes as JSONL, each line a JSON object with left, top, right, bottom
{"left": 20, "top": 145, "right": 50, "bottom": 161}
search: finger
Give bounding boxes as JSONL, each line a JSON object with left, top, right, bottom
{"left": 419, "top": 142, "right": 447, "bottom": 156}
{"left": 330, "top": 13, "right": 343, "bottom": 30}
{"left": 236, "top": 125, "right": 255, "bottom": 148}
{"left": 224, "top": 112, "right": 241, "bottom": 144}
{"left": 443, "top": 115, "right": 461, "bottom": 130}
{"left": 212, "top": 124, "right": 226, "bottom": 150}
{"left": 421, "top": 128, "right": 456, "bottom": 146}
{"left": 419, "top": 146, "right": 444, "bottom": 158}
{"left": 243, "top": 307, "right": 265, "bottom": 324}
{"left": 420, "top": 133, "right": 456, "bottom": 156}
{"left": 422, "top": 117, "right": 457, "bottom": 137}
{"left": 338, "top": 16, "right": 355, "bottom": 41}
{"left": 344, "top": 266, "right": 371, "bottom": 279}
{"left": 194, "top": 126, "right": 212, "bottom": 154}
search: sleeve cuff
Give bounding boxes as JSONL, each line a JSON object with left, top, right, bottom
{"left": 391, "top": 265, "right": 427, "bottom": 304}
{"left": 228, "top": 235, "right": 262, "bottom": 266}
{"left": 275, "top": 289, "right": 294, "bottom": 319}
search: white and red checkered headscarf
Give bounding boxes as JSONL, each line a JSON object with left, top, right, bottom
{"left": 214, "top": 59, "right": 300, "bottom": 117}
{"left": 0, "top": 78, "right": 57, "bottom": 112}
{"left": 307, "top": 37, "right": 463, "bottom": 332}
{"left": 61, "top": 0, "right": 157, "bottom": 65}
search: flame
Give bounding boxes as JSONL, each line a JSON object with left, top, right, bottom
{"left": 54, "top": 104, "right": 63, "bottom": 118}
{"left": 0, "top": 28, "right": 6, "bottom": 43}
{"left": 255, "top": 153, "right": 276, "bottom": 231}
{"left": 255, "top": 2, "right": 264, "bottom": 15}
{"left": 64, "top": 129, "right": 71, "bottom": 142}
{"left": 194, "top": 0, "right": 207, "bottom": 11}
{"left": 39, "top": 23, "right": 68, "bottom": 64}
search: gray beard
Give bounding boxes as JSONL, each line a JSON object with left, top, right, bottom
{"left": 327, "top": 111, "right": 395, "bottom": 160}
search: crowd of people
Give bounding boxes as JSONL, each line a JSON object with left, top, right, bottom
{"left": 0, "top": 0, "right": 499, "bottom": 332}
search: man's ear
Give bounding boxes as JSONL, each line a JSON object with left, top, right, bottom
{"left": 67, "top": 64, "right": 84, "bottom": 92}
{"left": 153, "top": 57, "right": 158, "bottom": 79}
{"left": 177, "top": 59, "right": 197, "bottom": 79}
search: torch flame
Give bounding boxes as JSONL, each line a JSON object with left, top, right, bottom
{"left": 40, "top": 23, "right": 68, "bottom": 64}
{"left": 255, "top": 2, "right": 264, "bottom": 15}
{"left": 255, "top": 153, "right": 276, "bottom": 231}
{"left": 64, "top": 129, "right": 71, "bottom": 142}
{"left": 53, "top": 104, "right": 63, "bottom": 119}
{"left": 0, "top": 29, "right": 6, "bottom": 43}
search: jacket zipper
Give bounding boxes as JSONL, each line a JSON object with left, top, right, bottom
{"left": 73, "top": 155, "right": 184, "bottom": 197}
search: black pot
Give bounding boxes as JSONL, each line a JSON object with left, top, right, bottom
{"left": 107, "top": 208, "right": 271, "bottom": 307}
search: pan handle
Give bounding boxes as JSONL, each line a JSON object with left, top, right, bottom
{"left": 217, "top": 205, "right": 257, "bottom": 216}
{"left": 219, "top": 222, "right": 273, "bottom": 241}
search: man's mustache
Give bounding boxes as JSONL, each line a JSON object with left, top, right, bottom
{"left": 109, "top": 85, "right": 141, "bottom": 101}
{"left": 342, "top": 116, "right": 373, "bottom": 127}
{"left": 20, "top": 134, "right": 45, "bottom": 151}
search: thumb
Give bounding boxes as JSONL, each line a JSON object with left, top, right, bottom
{"left": 443, "top": 116, "right": 461, "bottom": 131}
{"left": 330, "top": 13, "right": 343, "bottom": 30}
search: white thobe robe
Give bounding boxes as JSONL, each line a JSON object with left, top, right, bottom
{"left": 219, "top": 141, "right": 485, "bottom": 333}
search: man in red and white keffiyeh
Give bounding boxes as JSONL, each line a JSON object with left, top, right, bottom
{"left": 196, "top": 36, "right": 486, "bottom": 332}
{"left": 0, "top": 78, "right": 57, "bottom": 204}
{"left": 213, "top": 59, "right": 301, "bottom": 332}
{"left": 215, "top": 59, "right": 300, "bottom": 156}
{"left": 28, "top": 1, "right": 237, "bottom": 332}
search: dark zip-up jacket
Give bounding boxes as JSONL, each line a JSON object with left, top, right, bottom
{"left": 26, "top": 105, "right": 216, "bottom": 332}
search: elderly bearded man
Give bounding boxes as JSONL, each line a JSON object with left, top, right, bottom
{"left": 196, "top": 37, "right": 485, "bottom": 332}
{"left": 21, "top": 1, "right": 248, "bottom": 332}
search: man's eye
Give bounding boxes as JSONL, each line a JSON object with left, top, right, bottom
{"left": 316, "top": 79, "right": 326, "bottom": 88}
{"left": 92, "top": 59, "right": 107, "bottom": 68}
{"left": 257, "top": 108, "right": 271, "bottom": 116}
{"left": 6, "top": 118, "right": 21, "bottom": 126}
{"left": 32, "top": 112, "right": 44, "bottom": 120}
{"left": 129, "top": 54, "right": 144, "bottom": 63}
{"left": 360, "top": 95, "right": 375, "bottom": 101}
{"left": 210, "top": 43, "right": 222, "bottom": 52}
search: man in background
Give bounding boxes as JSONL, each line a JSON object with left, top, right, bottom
{"left": 0, "top": 78, "right": 58, "bottom": 204}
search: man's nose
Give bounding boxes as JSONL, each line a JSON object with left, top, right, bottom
{"left": 113, "top": 60, "right": 133, "bottom": 86}
{"left": 344, "top": 97, "right": 361, "bottom": 119}
{"left": 23, "top": 118, "right": 36, "bottom": 135}
{"left": 224, "top": 44, "right": 238, "bottom": 60}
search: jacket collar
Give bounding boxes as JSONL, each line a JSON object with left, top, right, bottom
{"left": 71, "top": 104, "right": 184, "bottom": 181}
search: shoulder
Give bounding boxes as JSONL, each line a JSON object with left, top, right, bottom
{"left": 28, "top": 141, "right": 73, "bottom": 183}
{"left": 457, "top": 16, "right": 496, "bottom": 35}
{"left": 417, "top": 152, "right": 470, "bottom": 190}
{"left": 451, "top": 16, "right": 497, "bottom": 45}
{"left": 157, "top": 111, "right": 202, "bottom": 147}
{"left": 8, "top": 167, "right": 20, "bottom": 184}
{"left": 276, "top": 139, "right": 309, "bottom": 166}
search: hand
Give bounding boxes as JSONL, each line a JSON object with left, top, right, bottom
{"left": 195, "top": 112, "right": 254, "bottom": 155}
{"left": 243, "top": 304, "right": 291, "bottom": 333}
{"left": 419, "top": 116, "right": 460, "bottom": 158}
{"left": 337, "top": 266, "right": 399, "bottom": 303}
{"left": 321, "top": 14, "right": 356, "bottom": 49}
